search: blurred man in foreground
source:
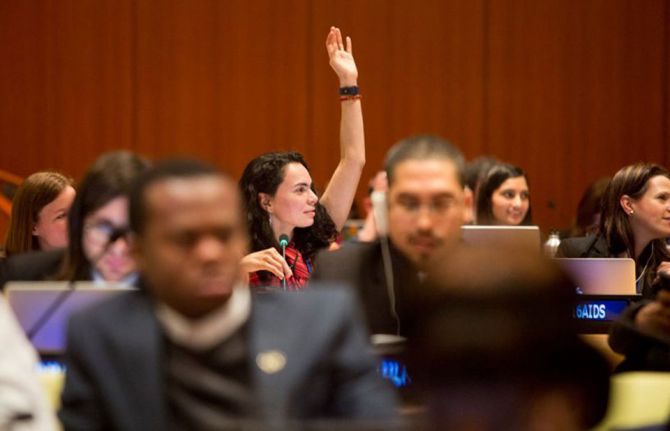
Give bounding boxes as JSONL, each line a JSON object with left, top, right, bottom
{"left": 59, "top": 160, "right": 397, "bottom": 430}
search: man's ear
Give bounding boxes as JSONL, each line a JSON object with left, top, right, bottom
{"left": 32, "top": 224, "right": 39, "bottom": 236}
{"left": 258, "top": 193, "right": 272, "bottom": 213}
{"left": 463, "top": 186, "right": 474, "bottom": 224}
{"left": 620, "top": 195, "right": 634, "bottom": 215}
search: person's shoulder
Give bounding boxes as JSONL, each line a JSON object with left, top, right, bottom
{"left": 68, "top": 289, "right": 150, "bottom": 333}
{"left": 314, "top": 240, "right": 381, "bottom": 274}
{"left": 557, "top": 235, "right": 608, "bottom": 258}
{"left": 254, "top": 283, "right": 359, "bottom": 321}
{"left": 3, "top": 248, "right": 66, "bottom": 283}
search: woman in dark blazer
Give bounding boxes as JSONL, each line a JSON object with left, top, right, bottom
{"left": 558, "top": 163, "right": 670, "bottom": 297}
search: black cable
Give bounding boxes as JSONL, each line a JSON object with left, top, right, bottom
{"left": 27, "top": 281, "right": 75, "bottom": 341}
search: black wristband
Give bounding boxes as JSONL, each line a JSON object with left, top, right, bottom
{"left": 339, "top": 86, "right": 359, "bottom": 96}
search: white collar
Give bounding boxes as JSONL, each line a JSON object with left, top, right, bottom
{"left": 91, "top": 270, "right": 139, "bottom": 287}
{"left": 156, "top": 283, "right": 251, "bottom": 351}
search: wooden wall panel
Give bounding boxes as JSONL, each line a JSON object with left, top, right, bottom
{"left": 0, "top": 0, "right": 134, "bottom": 178}
{"left": 0, "top": 0, "right": 668, "bottom": 241}
{"left": 487, "top": 0, "right": 667, "bottom": 231}
{"left": 309, "top": 0, "right": 486, "bottom": 197}
{"left": 135, "top": 0, "right": 311, "bottom": 179}
{"left": 0, "top": 2, "right": 47, "bottom": 175}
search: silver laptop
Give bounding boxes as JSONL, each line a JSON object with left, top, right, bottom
{"left": 5, "top": 281, "right": 133, "bottom": 354}
{"left": 554, "top": 258, "right": 637, "bottom": 295}
{"left": 461, "top": 225, "right": 542, "bottom": 252}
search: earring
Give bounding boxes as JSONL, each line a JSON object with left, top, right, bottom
{"left": 628, "top": 210, "right": 634, "bottom": 215}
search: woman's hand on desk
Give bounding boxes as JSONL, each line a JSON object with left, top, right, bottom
{"left": 634, "top": 290, "right": 670, "bottom": 341}
{"left": 240, "top": 248, "right": 293, "bottom": 280}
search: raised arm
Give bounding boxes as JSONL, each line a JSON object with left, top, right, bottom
{"left": 319, "top": 27, "right": 365, "bottom": 231}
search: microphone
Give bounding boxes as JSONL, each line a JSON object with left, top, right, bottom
{"left": 371, "top": 191, "right": 388, "bottom": 236}
{"left": 279, "top": 234, "right": 289, "bottom": 291}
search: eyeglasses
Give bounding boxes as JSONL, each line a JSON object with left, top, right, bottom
{"left": 84, "top": 222, "right": 130, "bottom": 246}
{"left": 391, "top": 197, "right": 457, "bottom": 218}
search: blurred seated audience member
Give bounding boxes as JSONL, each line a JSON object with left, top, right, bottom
{"left": 565, "top": 176, "right": 611, "bottom": 238}
{"left": 239, "top": 27, "right": 364, "bottom": 290}
{"left": 463, "top": 155, "right": 498, "bottom": 223}
{"left": 356, "top": 170, "right": 388, "bottom": 242}
{"left": 0, "top": 296, "right": 55, "bottom": 430}
{"left": 476, "top": 163, "right": 532, "bottom": 226}
{"left": 609, "top": 273, "right": 670, "bottom": 372}
{"left": 4, "top": 172, "right": 75, "bottom": 257}
{"left": 404, "top": 247, "right": 610, "bottom": 431}
{"left": 312, "top": 135, "right": 471, "bottom": 336}
{"left": 58, "top": 159, "right": 398, "bottom": 430}
{"left": 558, "top": 163, "right": 670, "bottom": 297}
{"left": 1, "top": 152, "right": 150, "bottom": 288}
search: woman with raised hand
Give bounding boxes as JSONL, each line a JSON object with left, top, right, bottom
{"left": 239, "top": 27, "right": 364, "bottom": 289}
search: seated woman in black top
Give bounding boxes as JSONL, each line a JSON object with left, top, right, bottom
{"left": 557, "top": 163, "right": 670, "bottom": 297}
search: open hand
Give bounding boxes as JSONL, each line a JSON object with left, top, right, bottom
{"left": 326, "top": 26, "right": 358, "bottom": 87}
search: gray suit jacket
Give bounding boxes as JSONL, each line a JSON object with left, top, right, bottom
{"left": 58, "top": 285, "right": 398, "bottom": 430}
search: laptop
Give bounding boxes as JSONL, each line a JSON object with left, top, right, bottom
{"left": 5, "top": 281, "right": 133, "bottom": 354}
{"left": 461, "top": 225, "right": 542, "bottom": 252}
{"left": 555, "top": 258, "right": 639, "bottom": 333}
{"left": 554, "top": 258, "right": 637, "bottom": 295}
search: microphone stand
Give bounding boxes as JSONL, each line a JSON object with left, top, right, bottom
{"left": 281, "top": 243, "right": 287, "bottom": 291}
{"left": 279, "top": 234, "right": 289, "bottom": 291}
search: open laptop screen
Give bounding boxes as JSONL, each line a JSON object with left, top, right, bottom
{"left": 5, "top": 281, "right": 132, "bottom": 354}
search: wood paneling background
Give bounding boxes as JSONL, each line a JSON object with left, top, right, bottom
{"left": 1, "top": 0, "right": 668, "bottom": 235}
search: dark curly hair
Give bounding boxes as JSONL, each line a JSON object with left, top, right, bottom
{"left": 239, "top": 152, "right": 337, "bottom": 260}
{"left": 476, "top": 163, "right": 532, "bottom": 225}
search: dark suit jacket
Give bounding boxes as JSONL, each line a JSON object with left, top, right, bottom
{"left": 58, "top": 285, "right": 398, "bottom": 430}
{"left": 556, "top": 234, "right": 609, "bottom": 258}
{"left": 0, "top": 248, "right": 66, "bottom": 289}
{"left": 311, "top": 240, "right": 420, "bottom": 336}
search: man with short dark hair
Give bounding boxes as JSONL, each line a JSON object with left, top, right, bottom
{"left": 312, "top": 135, "right": 472, "bottom": 336}
{"left": 59, "top": 160, "right": 397, "bottom": 430}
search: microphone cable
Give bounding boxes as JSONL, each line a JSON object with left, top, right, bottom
{"left": 26, "top": 280, "right": 75, "bottom": 342}
{"left": 379, "top": 234, "right": 400, "bottom": 336}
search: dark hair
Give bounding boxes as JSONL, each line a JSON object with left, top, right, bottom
{"left": 57, "top": 152, "right": 150, "bottom": 281}
{"left": 568, "top": 176, "right": 611, "bottom": 238}
{"left": 476, "top": 163, "right": 532, "bottom": 225}
{"left": 464, "top": 156, "right": 498, "bottom": 192}
{"left": 129, "top": 159, "right": 223, "bottom": 235}
{"left": 239, "top": 152, "right": 337, "bottom": 260}
{"left": 4, "top": 171, "right": 73, "bottom": 256}
{"left": 600, "top": 163, "right": 670, "bottom": 296}
{"left": 384, "top": 135, "right": 465, "bottom": 187}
